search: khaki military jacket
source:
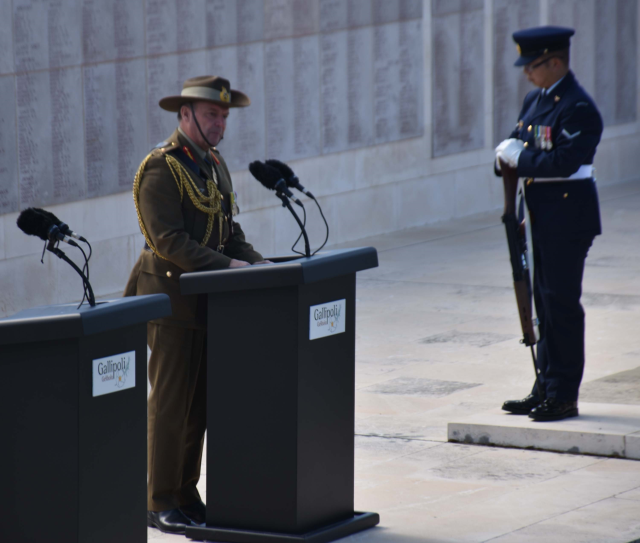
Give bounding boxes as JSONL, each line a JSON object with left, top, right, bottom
{"left": 124, "top": 129, "right": 262, "bottom": 328}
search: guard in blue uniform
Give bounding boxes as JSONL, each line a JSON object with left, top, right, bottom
{"left": 496, "top": 26, "right": 603, "bottom": 421}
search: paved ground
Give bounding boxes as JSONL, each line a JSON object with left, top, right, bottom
{"left": 149, "top": 179, "right": 640, "bottom": 543}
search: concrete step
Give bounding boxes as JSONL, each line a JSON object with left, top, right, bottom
{"left": 448, "top": 402, "right": 640, "bottom": 459}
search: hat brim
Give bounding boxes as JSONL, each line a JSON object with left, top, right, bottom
{"left": 514, "top": 54, "right": 542, "bottom": 67}
{"left": 159, "top": 89, "right": 250, "bottom": 112}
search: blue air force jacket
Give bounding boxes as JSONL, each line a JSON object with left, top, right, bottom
{"left": 502, "top": 71, "right": 603, "bottom": 241}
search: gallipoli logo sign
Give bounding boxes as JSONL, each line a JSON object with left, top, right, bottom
{"left": 309, "top": 299, "right": 346, "bottom": 340}
{"left": 92, "top": 351, "right": 136, "bottom": 397}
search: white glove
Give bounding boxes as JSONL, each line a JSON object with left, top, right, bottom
{"left": 495, "top": 138, "right": 516, "bottom": 154}
{"left": 496, "top": 138, "right": 524, "bottom": 168}
{"left": 495, "top": 139, "right": 515, "bottom": 170}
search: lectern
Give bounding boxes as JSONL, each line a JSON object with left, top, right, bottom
{"left": 180, "top": 248, "right": 379, "bottom": 543}
{"left": 0, "top": 294, "right": 171, "bottom": 543}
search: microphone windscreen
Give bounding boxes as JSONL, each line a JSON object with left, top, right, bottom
{"left": 265, "top": 159, "right": 295, "bottom": 182}
{"left": 248, "top": 161, "right": 282, "bottom": 190}
{"left": 17, "top": 208, "right": 53, "bottom": 241}
{"left": 33, "top": 207, "right": 62, "bottom": 226}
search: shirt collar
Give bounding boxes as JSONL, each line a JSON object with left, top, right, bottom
{"left": 178, "top": 127, "right": 207, "bottom": 160}
{"left": 544, "top": 74, "right": 566, "bottom": 95}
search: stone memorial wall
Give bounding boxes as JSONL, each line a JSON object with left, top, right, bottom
{"left": 1, "top": 0, "right": 639, "bottom": 317}
{"left": 0, "top": 0, "right": 424, "bottom": 214}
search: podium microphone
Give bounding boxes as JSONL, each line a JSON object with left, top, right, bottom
{"left": 17, "top": 207, "right": 95, "bottom": 307}
{"left": 248, "top": 161, "right": 304, "bottom": 207}
{"left": 265, "top": 159, "right": 315, "bottom": 198}
{"left": 31, "top": 207, "right": 88, "bottom": 242}
{"left": 264, "top": 159, "right": 329, "bottom": 255}
{"left": 249, "top": 161, "right": 310, "bottom": 257}
{"left": 17, "top": 208, "right": 79, "bottom": 247}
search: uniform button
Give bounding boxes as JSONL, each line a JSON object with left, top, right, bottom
{"left": 563, "top": 193, "right": 568, "bottom": 199}
{"left": 528, "top": 125, "right": 532, "bottom": 132}
{"left": 523, "top": 142, "right": 528, "bottom": 148}
{"left": 527, "top": 178, "right": 533, "bottom": 186}
{"left": 166, "top": 271, "right": 172, "bottom": 278}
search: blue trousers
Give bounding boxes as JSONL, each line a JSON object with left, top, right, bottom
{"left": 530, "top": 236, "right": 593, "bottom": 401}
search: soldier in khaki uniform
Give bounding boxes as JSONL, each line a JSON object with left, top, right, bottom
{"left": 124, "top": 75, "right": 267, "bottom": 534}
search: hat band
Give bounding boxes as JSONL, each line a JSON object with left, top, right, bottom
{"left": 181, "top": 86, "right": 231, "bottom": 103}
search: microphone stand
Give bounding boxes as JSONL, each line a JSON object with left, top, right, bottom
{"left": 47, "top": 240, "right": 96, "bottom": 307}
{"left": 275, "top": 191, "right": 311, "bottom": 258}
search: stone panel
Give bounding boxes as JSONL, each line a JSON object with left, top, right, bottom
{"left": 207, "top": 0, "right": 265, "bottom": 46}
{"left": 320, "top": 27, "right": 374, "bottom": 153}
{"left": 84, "top": 59, "right": 148, "bottom": 198}
{"left": 207, "top": 0, "right": 239, "bottom": 47}
{"left": 432, "top": 1, "right": 484, "bottom": 157}
{"left": 264, "top": 38, "right": 295, "bottom": 159}
{"left": 146, "top": 0, "right": 206, "bottom": 55}
{"left": 614, "top": 0, "right": 637, "bottom": 124}
{"left": 592, "top": 0, "right": 637, "bottom": 126}
{"left": 292, "top": 36, "right": 321, "bottom": 158}
{"left": 374, "top": 23, "right": 403, "bottom": 144}
{"left": 265, "top": 0, "right": 294, "bottom": 40}
{"left": 0, "top": 76, "right": 18, "bottom": 214}
{"left": 82, "top": 0, "right": 144, "bottom": 64}
{"left": 16, "top": 68, "right": 86, "bottom": 208}
{"left": 347, "top": 0, "right": 373, "bottom": 28}
{"left": 493, "top": 0, "right": 540, "bottom": 145}
{"left": 594, "top": 2, "right": 618, "bottom": 126}
{"left": 14, "top": 0, "right": 82, "bottom": 72}
{"left": 320, "top": 0, "right": 348, "bottom": 32}
{"left": 265, "top": 36, "right": 321, "bottom": 161}
{"left": 400, "top": 0, "right": 423, "bottom": 21}
{"left": 293, "top": 0, "right": 319, "bottom": 36}
{"left": 320, "top": 30, "right": 349, "bottom": 153}
{"left": 347, "top": 27, "right": 375, "bottom": 148}
{"left": 373, "top": 0, "right": 400, "bottom": 24}
{"left": 548, "top": 0, "right": 596, "bottom": 96}
{"left": 237, "top": 0, "right": 265, "bottom": 43}
{"left": 0, "top": 0, "right": 14, "bottom": 74}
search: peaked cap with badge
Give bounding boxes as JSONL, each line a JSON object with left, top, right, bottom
{"left": 512, "top": 26, "right": 575, "bottom": 66}
{"left": 495, "top": 26, "right": 604, "bottom": 420}
{"left": 159, "top": 75, "right": 250, "bottom": 111}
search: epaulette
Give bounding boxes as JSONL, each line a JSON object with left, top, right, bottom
{"left": 158, "top": 141, "right": 180, "bottom": 155}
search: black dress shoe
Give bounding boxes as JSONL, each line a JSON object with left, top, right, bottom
{"left": 147, "top": 508, "right": 195, "bottom": 534}
{"left": 529, "top": 398, "right": 578, "bottom": 421}
{"left": 180, "top": 500, "right": 206, "bottom": 525}
{"left": 502, "top": 394, "right": 541, "bottom": 415}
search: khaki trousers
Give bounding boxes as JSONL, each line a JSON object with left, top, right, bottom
{"left": 147, "top": 323, "right": 207, "bottom": 511}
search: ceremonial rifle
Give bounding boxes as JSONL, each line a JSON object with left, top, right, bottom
{"left": 500, "top": 160, "right": 544, "bottom": 400}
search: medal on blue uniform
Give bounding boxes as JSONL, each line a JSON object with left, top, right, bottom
{"left": 535, "top": 126, "right": 553, "bottom": 150}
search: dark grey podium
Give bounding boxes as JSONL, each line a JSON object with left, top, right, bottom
{"left": 180, "top": 248, "right": 379, "bottom": 543}
{"left": 0, "top": 294, "right": 171, "bottom": 543}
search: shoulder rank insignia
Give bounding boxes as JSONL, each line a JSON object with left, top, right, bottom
{"left": 561, "top": 129, "right": 581, "bottom": 140}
